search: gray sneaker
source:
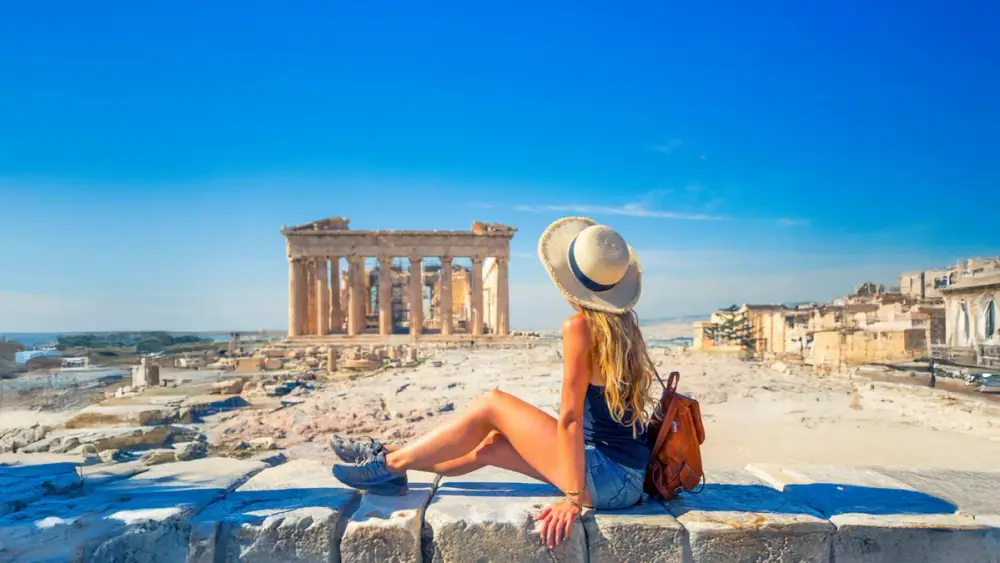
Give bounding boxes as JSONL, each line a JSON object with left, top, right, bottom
{"left": 330, "top": 434, "right": 386, "bottom": 463}
{"left": 332, "top": 451, "right": 408, "bottom": 495}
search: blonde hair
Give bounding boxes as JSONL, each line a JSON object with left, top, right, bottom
{"left": 578, "top": 306, "right": 655, "bottom": 434}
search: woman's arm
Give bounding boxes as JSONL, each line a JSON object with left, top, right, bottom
{"left": 556, "top": 313, "right": 591, "bottom": 500}
{"left": 538, "top": 313, "right": 591, "bottom": 548}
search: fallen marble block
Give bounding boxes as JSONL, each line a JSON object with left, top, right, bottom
{"left": 747, "top": 463, "right": 999, "bottom": 563}
{"left": 423, "top": 467, "right": 586, "bottom": 563}
{"left": 667, "top": 468, "right": 834, "bottom": 563}
{"left": 188, "top": 459, "right": 359, "bottom": 563}
{"left": 340, "top": 471, "right": 440, "bottom": 563}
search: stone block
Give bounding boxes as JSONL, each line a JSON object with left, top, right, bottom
{"left": 423, "top": 467, "right": 586, "bottom": 562}
{"left": 213, "top": 378, "right": 247, "bottom": 394}
{"left": 0, "top": 457, "right": 266, "bottom": 562}
{"left": 140, "top": 448, "right": 178, "bottom": 465}
{"left": 181, "top": 394, "right": 250, "bottom": 416}
{"left": 236, "top": 358, "right": 263, "bottom": 373}
{"left": 0, "top": 424, "right": 49, "bottom": 453}
{"left": 340, "top": 471, "right": 439, "bottom": 563}
{"left": 583, "top": 500, "right": 687, "bottom": 563}
{"left": 174, "top": 441, "right": 208, "bottom": 461}
{"left": 668, "top": 468, "right": 833, "bottom": 563}
{"left": 878, "top": 467, "right": 1000, "bottom": 518}
{"left": 747, "top": 463, "right": 999, "bottom": 563}
{"left": 188, "top": 459, "right": 359, "bottom": 563}
{"left": 63, "top": 404, "right": 176, "bottom": 428}
{"left": 22, "top": 425, "right": 205, "bottom": 454}
{"left": 827, "top": 512, "right": 1000, "bottom": 563}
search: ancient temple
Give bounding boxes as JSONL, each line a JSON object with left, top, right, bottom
{"left": 282, "top": 218, "right": 517, "bottom": 339}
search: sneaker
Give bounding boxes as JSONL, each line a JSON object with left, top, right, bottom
{"left": 332, "top": 451, "right": 408, "bottom": 495}
{"left": 330, "top": 434, "right": 386, "bottom": 464}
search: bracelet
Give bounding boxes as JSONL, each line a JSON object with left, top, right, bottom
{"left": 563, "top": 489, "right": 582, "bottom": 496}
{"left": 562, "top": 496, "right": 582, "bottom": 509}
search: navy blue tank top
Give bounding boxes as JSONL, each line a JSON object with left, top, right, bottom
{"left": 583, "top": 384, "right": 650, "bottom": 470}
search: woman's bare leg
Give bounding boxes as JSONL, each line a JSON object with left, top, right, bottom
{"left": 385, "top": 389, "right": 576, "bottom": 491}
{"left": 418, "top": 431, "right": 548, "bottom": 481}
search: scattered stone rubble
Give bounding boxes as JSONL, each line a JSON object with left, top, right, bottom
{"left": 0, "top": 342, "right": 423, "bottom": 463}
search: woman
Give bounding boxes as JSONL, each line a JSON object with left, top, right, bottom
{"left": 331, "top": 216, "right": 655, "bottom": 548}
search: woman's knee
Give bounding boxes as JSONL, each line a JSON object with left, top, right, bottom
{"left": 469, "top": 388, "right": 507, "bottom": 418}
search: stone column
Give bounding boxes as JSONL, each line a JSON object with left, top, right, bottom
{"left": 340, "top": 271, "right": 351, "bottom": 330}
{"left": 470, "top": 257, "right": 484, "bottom": 337}
{"left": 315, "top": 258, "right": 329, "bottom": 335}
{"left": 378, "top": 256, "right": 393, "bottom": 337}
{"left": 296, "top": 260, "right": 309, "bottom": 336}
{"left": 409, "top": 256, "right": 423, "bottom": 337}
{"left": 497, "top": 257, "right": 510, "bottom": 336}
{"left": 353, "top": 258, "right": 367, "bottom": 334}
{"left": 347, "top": 257, "right": 362, "bottom": 337}
{"left": 329, "top": 257, "right": 342, "bottom": 333}
{"left": 288, "top": 258, "right": 303, "bottom": 337}
{"left": 440, "top": 256, "right": 454, "bottom": 336}
{"left": 305, "top": 261, "right": 316, "bottom": 335}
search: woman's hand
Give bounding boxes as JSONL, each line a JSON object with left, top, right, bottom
{"left": 538, "top": 498, "right": 581, "bottom": 548}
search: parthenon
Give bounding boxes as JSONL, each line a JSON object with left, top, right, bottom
{"left": 283, "top": 217, "right": 517, "bottom": 339}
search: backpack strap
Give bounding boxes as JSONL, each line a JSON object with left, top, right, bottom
{"left": 653, "top": 370, "right": 680, "bottom": 394}
{"left": 650, "top": 393, "right": 681, "bottom": 458}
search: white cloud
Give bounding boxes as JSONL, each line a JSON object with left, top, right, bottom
{"left": 510, "top": 203, "right": 723, "bottom": 221}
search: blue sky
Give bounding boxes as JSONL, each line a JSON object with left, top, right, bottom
{"left": 1, "top": 0, "right": 998, "bottom": 332}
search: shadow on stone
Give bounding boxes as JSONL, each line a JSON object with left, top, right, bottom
{"left": 783, "top": 482, "right": 958, "bottom": 516}
{"left": 668, "top": 483, "right": 957, "bottom": 518}
{"left": 431, "top": 481, "right": 557, "bottom": 497}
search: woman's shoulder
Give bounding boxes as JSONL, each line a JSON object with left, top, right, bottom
{"left": 561, "top": 312, "right": 589, "bottom": 339}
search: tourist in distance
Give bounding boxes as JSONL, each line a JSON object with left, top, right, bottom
{"left": 331, "top": 216, "right": 653, "bottom": 549}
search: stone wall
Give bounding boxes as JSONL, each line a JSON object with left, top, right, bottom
{"left": 3, "top": 454, "right": 998, "bottom": 563}
{"left": 811, "top": 328, "right": 927, "bottom": 368}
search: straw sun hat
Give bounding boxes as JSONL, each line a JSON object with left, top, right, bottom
{"left": 538, "top": 216, "right": 641, "bottom": 314}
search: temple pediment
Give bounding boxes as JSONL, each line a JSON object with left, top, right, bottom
{"left": 288, "top": 216, "right": 351, "bottom": 232}
{"left": 471, "top": 221, "right": 517, "bottom": 236}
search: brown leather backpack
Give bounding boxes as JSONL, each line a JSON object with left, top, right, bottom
{"left": 643, "top": 370, "right": 706, "bottom": 500}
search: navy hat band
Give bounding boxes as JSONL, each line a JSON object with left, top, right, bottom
{"left": 568, "top": 237, "right": 617, "bottom": 293}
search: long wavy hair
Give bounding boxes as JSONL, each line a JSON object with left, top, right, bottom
{"left": 577, "top": 305, "right": 655, "bottom": 435}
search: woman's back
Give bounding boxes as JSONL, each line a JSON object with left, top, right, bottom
{"left": 583, "top": 383, "right": 650, "bottom": 470}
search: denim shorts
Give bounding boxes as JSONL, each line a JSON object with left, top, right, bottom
{"left": 584, "top": 443, "right": 645, "bottom": 510}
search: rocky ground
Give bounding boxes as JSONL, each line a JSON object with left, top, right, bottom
{"left": 3, "top": 323, "right": 999, "bottom": 472}
{"left": 207, "top": 332, "right": 1000, "bottom": 470}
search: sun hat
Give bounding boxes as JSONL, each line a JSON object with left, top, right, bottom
{"left": 538, "top": 216, "right": 642, "bottom": 314}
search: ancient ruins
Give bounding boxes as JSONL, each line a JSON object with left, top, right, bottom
{"left": 283, "top": 217, "right": 517, "bottom": 340}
